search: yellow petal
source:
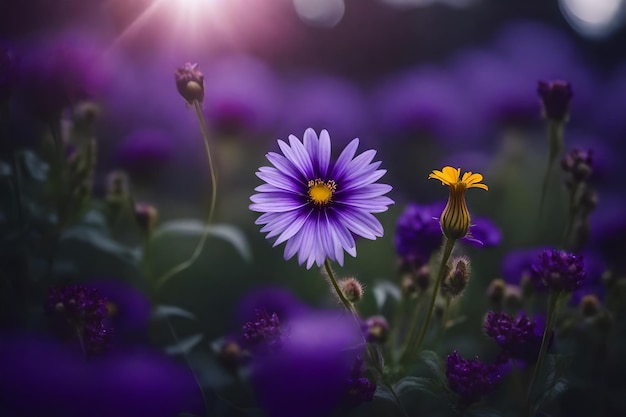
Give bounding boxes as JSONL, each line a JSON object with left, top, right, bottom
{"left": 441, "top": 166, "right": 461, "bottom": 183}
{"left": 468, "top": 183, "right": 488, "bottom": 191}
{"left": 463, "top": 172, "right": 483, "bottom": 185}
{"left": 428, "top": 169, "right": 450, "bottom": 185}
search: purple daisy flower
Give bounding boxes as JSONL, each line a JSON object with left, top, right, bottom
{"left": 250, "top": 128, "right": 394, "bottom": 269}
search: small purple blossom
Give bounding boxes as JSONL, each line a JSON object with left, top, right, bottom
{"left": 530, "top": 249, "right": 586, "bottom": 292}
{"left": 538, "top": 80, "right": 573, "bottom": 122}
{"left": 250, "top": 128, "right": 393, "bottom": 269}
{"left": 363, "top": 315, "right": 389, "bottom": 344}
{"left": 242, "top": 309, "right": 284, "bottom": 352}
{"left": 395, "top": 202, "right": 444, "bottom": 268}
{"left": 483, "top": 311, "right": 544, "bottom": 364}
{"left": 174, "top": 62, "right": 204, "bottom": 105}
{"left": 341, "top": 356, "right": 376, "bottom": 409}
{"left": 446, "top": 351, "right": 501, "bottom": 407}
{"left": 46, "top": 285, "right": 112, "bottom": 355}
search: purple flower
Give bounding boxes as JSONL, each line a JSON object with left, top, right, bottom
{"left": 17, "top": 36, "right": 108, "bottom": 122}
{"left": 538, "top": 80, "right": 573, "bottom": 123}
{"left": 281, "top": 75, "right": 368, "bottom": 146}
{"left": 115, "top": 128, "right": 176, "bottom": 176}
{"left": 363, "top": 315, "right": 389, "bottom": 344}
{"left": 249, "top": 310, "right": 364, "bottom": 417}
{"left": 483, "top": 311, "right": 544, "bottom": 364}
{"left": 446, "top": 351, "right": 501, "bottom": 407}
{"left": 174, "top": 62, "right": 204, "bottom": 105}
{"left": 530, "top": 249, "right": 586, "bottom": 293}
{"left": 242, "top": 309, "right": 284, "bottom": 353}
{"left": 46, "top": 285, "right": 112, "bottom": 355}
{"left": 501, "top": 247, "right": 549, "bottom": 285}
{"left": 250, "top": 128, "right": 394, "bottom": 268}
{"left": 341, "top": 356, "right": 376, "bottom": 409}
{"left": 203, "top": 55, "right": 281, "bottom": 136}
{"left": 0, "top": 334, "right": 202, "bottom": 417}
{"left": 88, "top": 280, "right": 152, "bottom": 344}
{"left": 395, "top": 202, "right": 444, "bottom": 268}
{"left": 235, "top": 286, "right": 310, "bottom": 325}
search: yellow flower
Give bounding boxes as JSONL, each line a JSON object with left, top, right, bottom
{"left": 428, "top": 166, "right": 488, "bottom": 240}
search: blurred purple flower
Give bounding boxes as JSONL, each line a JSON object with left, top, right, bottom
{"left": 501, "top": 247, "right": 548, "bottom": 285}
{"left": 538, "top": 80, "right": 573, "bottom": 123}
{"left": 395, "top": 201, "right": 444, "bottom": 268}
{"left": 242, "top": 309, "right": 284, "bottom": 353}
{"left": 363, "top": 315, "right": 389, "bottom": 344}
{"left": 341, "top": 356, "right": 376, "bottom": 409}
{"left": 115, "top": 128, "right": 176, "bottom": 176}
{"left": 174, "top": 62, "right": 204, "bottom": 105}
{"left": 530, "top": 249, "right": 586, "bottom": 293}
{"left": 46, "top": 285, "right": 112, "bottom": 355}
{"left": 281, "top": 75, "right": 369, "bottom": 146}
{"left": 395, "top": 201, "right": 501, "bottom": 267}
{"left": 235, "top": 286, "right": 310, "bottom": 326}
{"left": 483, "top": 311, "right": 544, "bottom": 364}
{"left": 89, "top": 279, "right": 152, "bottom": 344}
{"left": 203, "top": 55, "right": 281, "bottom": 136}
{"left": 17, "top": 36, "right": 109, "bottom": 122}
{"left": 250, "top": 310, "right": 364, "bottom": 417}
{"left": 0, "top": 334, "right": 201, "bottom": 417}
{"left": 375, "top": 67, "right": 485, "bottom": 145}
{"left": 446, "top": 350, "right": 501, "bottom": 407}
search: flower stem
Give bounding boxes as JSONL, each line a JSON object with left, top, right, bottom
{"left": 536, "top": 121, "right": 563, "bottom": 234}
{"left": 523, "top": 290, "right": 560, "bottom": 417}
{"left": 562, "top": 182, "right": 583, "bottom": 248}
{"left": 154, "top": 100, "right": 218, "bottom": 289}
{"left": 436, "top": 295, "right": 452, "bottom": 342}
{"left": 406, "top": 238, "right": 455, "bottom": 363}
{"left": 398, "top": 291, "right": 425, "bottom": 364}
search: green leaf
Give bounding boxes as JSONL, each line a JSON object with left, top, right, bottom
{"left": 153, "top": 220, "right": 252, "bottom": 262}
{"left": 394, "top": 376, "right": 434, "bottom": 397}
{"left": 419, "top": 350, "right": 447, "bottom": 386}
{"left": 153, "top": 305, "right": 197, "bottom": 321}
{"left": 372, "top": 280, "right": 401, "bottom": 310}
{"left": 165, "top": 333, "right": 204, "bottom": 355}
{"left": 373, "top": 385, "right": 397, "bottom": 404}
{"left": 19, "top": 150, "right": 49, "bottom": 182}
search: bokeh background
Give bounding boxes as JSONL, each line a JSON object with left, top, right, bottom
{"left": 1, "top": 0, "right": 626, "bottom": 415}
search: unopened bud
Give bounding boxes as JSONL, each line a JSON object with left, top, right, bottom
{"left": 441, "top": 257, "right": 470, "bottom": 298}
{"left": 504, "top": 285, "right": 523, "bottom": 311}
{"left": 364, "top": 315, "right": 389, "bottom": 344}
{"left": 339, "top": 277, "right": 364, "bottom": 303}
{"left": 520, "top": 274, "right": 534, "bottom": 300}
{"left": 134, "top": 203, "right": 158, "bottom": 235}
{"left": 537, "top": 80, "right": 573, "bottom": 123}
{"left": 486, "top": 278, "right": 506, "bottom": 307}
{"left": 175, "top": 63, "right": 204, "bottom": 105}
{"left": 217, "top": 340, "right": 243, "bottom": 371}
{"left": 579, "top": 294, "right": 601, "bottom": 317}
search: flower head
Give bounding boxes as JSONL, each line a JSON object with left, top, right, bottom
{"left": 175, "top": 62, "right": 204, "bottom": 105}
{"left": 242, "top": 309, "right": 284, "bottom": 353}
{"left": 530, "top": 249, "right": 585, "bottom": 292}
{"left": 250, "top": 128, "right": 393, "bottom": 269}
{"left": 483, "top": 311, "right": 545, "bottom": 364}
{"left": 446, "top": 351, "right": 501, "bottom": 407}
{"left": 538, "top": 80, "right": 573, "bottom": 123}
{"left": 46, "top": 285, "right": 113, "bottom": 355}
{"left": 428, "top": 166, "right": 488, "bottom": 240}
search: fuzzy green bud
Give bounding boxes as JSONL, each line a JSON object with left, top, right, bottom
{"left": 339, "top": 277, "right": 364, "bottom": 303}
{"left": 441, "top": 256, "right": 470, "bottom": 298}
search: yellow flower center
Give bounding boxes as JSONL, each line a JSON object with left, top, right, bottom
{"left": 307, "top": 179, "right": 336, "bottom": 205}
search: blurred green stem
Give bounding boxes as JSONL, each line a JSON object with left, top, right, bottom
{"left": 523, "top": 290, "right": 560, "bottom": 417}
{"left": 398, "top": 291, "right": 425, "bottom": 364}
{"left": 154, "top": 99, "right": 218, "bottom": 289}
{"left": 562, "top": 182, "right": 583, "bottom": 248}
{"left": 536, "top": 121, "right": 563, "bottom": 234}
{"left": 405, "top": 238, "right": 455, "bottom": 364}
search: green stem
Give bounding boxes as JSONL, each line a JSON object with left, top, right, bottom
{"left": 436, "top": 295, "right": 452, "bottom": 343}
{"left": 562, "top": 182, "right": 583, "bottom": 248}
{"left": 398, "top": 291, "right": 425, "bottom": 364}
{"left": 153, "top": 100, "right": 218, "bottom": 289}
{"left": 406, "top": 238, "right": 455, "bottom": 363}
{"left": 536, "top": 122, "right": 563, "bottom": 234}
{"left": 324, "top": 259, "right": 358, "bottom": 315}
{"left": 523, "top": 291, "right": 560, "bottom": 417}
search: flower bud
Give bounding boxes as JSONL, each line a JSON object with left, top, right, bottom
{"left": 339, "top": 277, "right": 364, "bottom": 303}
{"left": 504, "top": 285, "right": 523, "bottom": 312}
{"left": 579, "top": 294, "right": 601, "bottom": 317}
{"left": 561, "top": 148, "right": 593, "bottom": 183}
{"left": 134, "top": 203, "right": 158, "bottom": 236}
{"left": 486, "top": 278, "right": 506, "bottom": 307}
{"left": 537, "top": 80, "right": 573, "bottom": 123}
{"left": 364, "top": 315, "right": 389, "bottom": 344}
{"left": 106, "top": 170, "right": 130, "bottom": 198}
{"left": 217, "top": 339, "right": 244, "bottom": 371}
{"left": 441, "top": 257, "right": 470, "bottom": 298}
{"left": 175, "top": 63, "right": 204, "bottom": 105}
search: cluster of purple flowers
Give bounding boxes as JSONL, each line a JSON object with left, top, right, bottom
{"left": 530, "top": 249, "right": 586, "bottom": 292}
{"left": 46, "top": 285, "right": 113, "bottom": 355}
{"left": 483, "top": 311, "right": 545, "bottom": 364}
{"left": 242, "top": 309, "right": 284, "bottom": 353}
{"left": 446, "top": 351, "right": 501, "bottom": 407}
